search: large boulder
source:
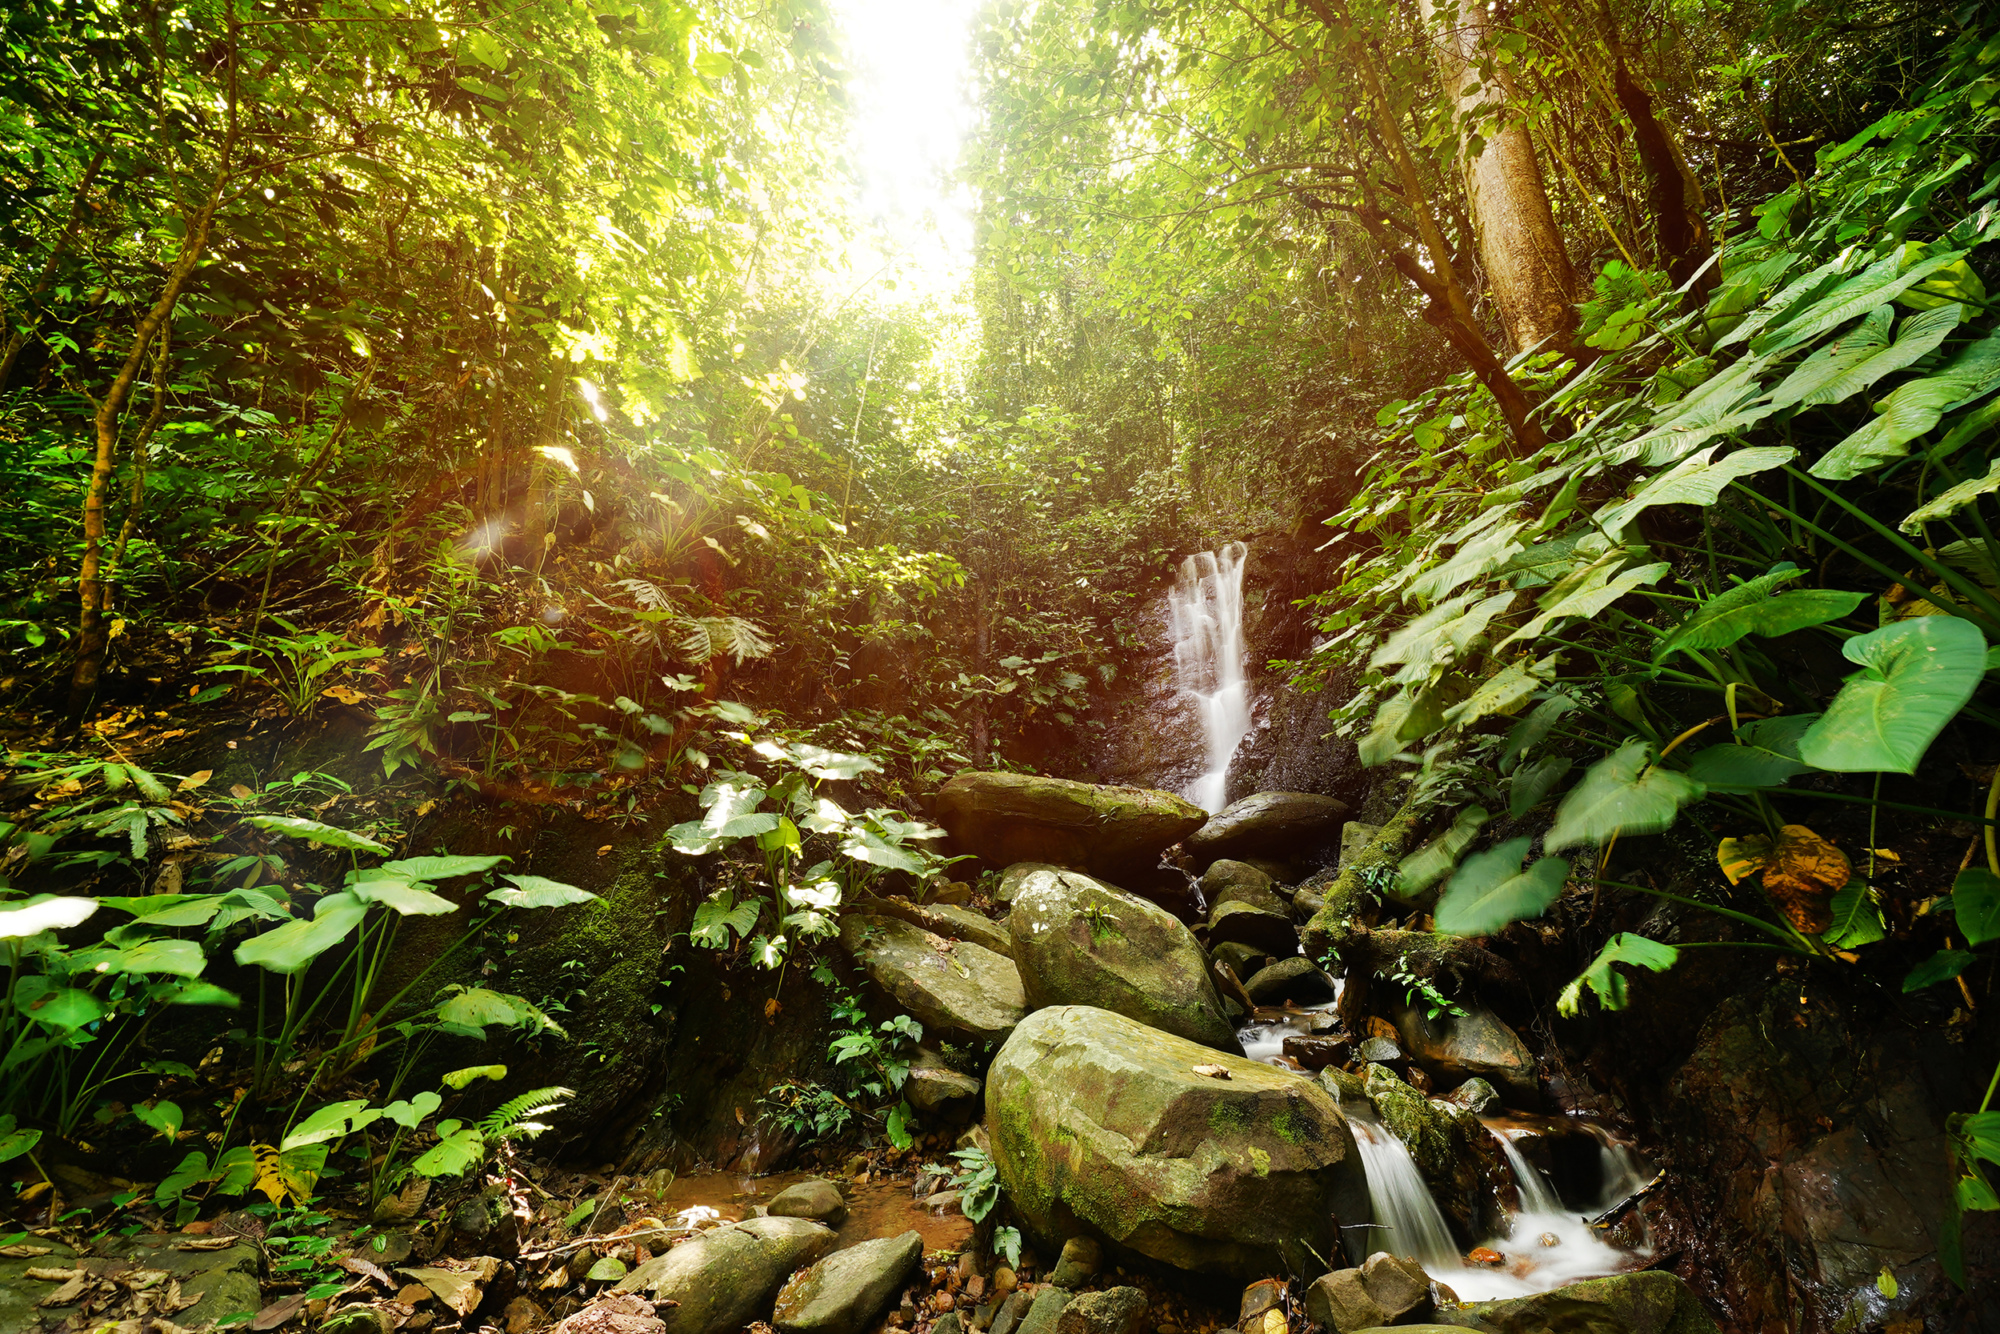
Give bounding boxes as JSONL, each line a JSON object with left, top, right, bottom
{"left": 935, "top": 773, "right": 1206, "bottom": 880}
{"left": 857, "top": 897, "right": 1014, "bottom": 957}
{"left": 1185, "top": 792, "right": 1348, "bottom": 866}
{"left": 839, "top": 914, "right": 1025, "bottom": 1041}
{"left": 614, "top": 1216, "right": 835, "bottom": 1334}
{"left": 1199, "top": 860, "right": 1287, "bottom": 915}
{"left": 772, "top": 1230, "right": 925, "bottom": 1334}
{"left": 1207, "top": 900, "right": 1299, "bottom": 956}
{"left": 1304, "top": 1253, "right": 1435, "bottom": 1333}
{"left": 986, "top": 1005, "right": 1372, "bottom": 1279}
{"left": 1410, "top": 1271, "right": 1722, "bottom": 1334}
{"left": 1389, "top": 999, "right": 1539, "bottom": 1108}
{"left": 1008, "top": 866, "right": 1239, "bottom": 1052}
{"left": 1244, "top": 957, "right": 1338, "bottom": 1006}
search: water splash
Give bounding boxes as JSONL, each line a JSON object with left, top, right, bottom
{"left": 1169, "top": 542, "right": 1250, "bottom": 813}
{"left": 1345, "top": 1116, "right": 1463, "bottom": 1268}
{"left": 1237, "top": 997, "right": 1343, "bottom": 1065}
{"left": 1492, "top": 1130, "right": 1564, "bottom": 1214}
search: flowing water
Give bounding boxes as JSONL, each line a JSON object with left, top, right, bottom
{"left": 1237, "top": 997, "right": 1342, "bottom": 1064}
{"left": 1168, "top": 542, "right": 1251, "bottom": 813}
{"left": 1344, "top": 1115, "right": 1464, "bottom": 1269}
{"left": 1493, "top": 1131, "right": 1564, "bottom": 1214}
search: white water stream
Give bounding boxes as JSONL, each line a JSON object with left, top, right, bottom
{"left": 1168, "top": 542, "right": 1251, "bottom": 813}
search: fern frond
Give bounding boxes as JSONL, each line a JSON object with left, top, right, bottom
{"left": 479, "top": 1086, "right": 573, "bottom": 1140}
{"left": 680, "top": 616, "right": 774, "bottom": 665}
{"left": 613, "top": 578, "right": 676, "bottom": 613}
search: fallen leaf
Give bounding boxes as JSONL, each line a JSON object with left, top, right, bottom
{"left": 252, "top": 1293, "right": 311, "bottom": 1329}
{"left": 0, "top": 1245, "right": 55, "bottom": 1258}
{"left": 38, "top": 1277, "right": 90, "bottom": 1307}
{"left": 26, "top": 1267, "right": 84, "bottom": 1281}
{"left": 1191, "top": 1064, "right": 1231, "bottom": 1080}
{"left": 322, "top": 685, "right": 367, "bottom": 705}
{"left": 1717, "top": 824, "right": 1849, "bottom": 933}
{"left": 372, "top": 1177, "right": 430, "bottom": 1225}
{"left": 176, "top": 770, "right": 213, "bottom": 791}
{"left": 763, "top": 998, "right": 780, "bottom": 1020}
{"left": 172, "top": 1238, "right": 238, "bottom": 1251}
{"left": 596, "top": 845, "right": 613, "bottom": 856}
{"left": 230, "top": 784, "right": 255, "bottom": 799}
{"left": 414, "top": 800, "right": 437, "bottom": 817}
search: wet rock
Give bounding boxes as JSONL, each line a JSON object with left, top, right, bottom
{"left": 551, "top": 1295, "right": 670, "bottom": 1334}
{"left": 1356, "top": 1036, "right": 1403, "bottom": 1065}
{"left": 986, "top": 1005, "right": 1372, "bottom": 1279}
{"left": 860, "top": 897, "right": 1015, "bottom": 957}
{"left": 1438, "top": 1079, "right": 1500, "bottom": 1117}
{"left": 1047, "top": 1236, "right": 1101, "bottom": 1287}
{"left": 768, "top": 1178, "right": 847, "bottom": 1226}
{"left": 935, "top": 1317, "right": 964, "bottom": 1334}
{"left": 1213, "top": 941, "right": 1275, "bottom": 978}
{"left": 1055, "top": 1287, "right": 1147, "bottom": 1334}
{"left": 1281, "top": 1034, "right": 1350, "bottom": 1071}
{"left": 1009, "top": 865, "right": 1239, "bottom": 1051}
{"left": 1186, "top": 792, "right": 1348, "bottom": 866}
{"left": 1363, "top": 1064, "right": 1507, "bottom": 1242}
{"left": 1485, "top": 1115, "right": 1606, "bottom": 1207}
{"left": 1303, "top": 1253, "right": 1432, "bottom": 1333}
{"left": 1434, "top": 1270, "right": 1720, "bottom": 1333}
{"left": 1388, "top": 1000, "right": 1538, "bottom": 1108}
{"left": 1207, "top": 901, "right": 1298, "bottom": 956}
{"left": 1337, "top": 823, "right": 1382, "bottom": 869}
{"left": 1331, "top": 930, "right": 1526, "bottom": 1009}
{"left": 907, "top": 1066, "right": 984, "bottom": 1116}
{"left": 504, "top": 1296, "right": 548, "bottom": 1333}
{"left": 1239, "top": 1279, "right": 1285, "bottom": 1321}
{"left": 1290, "top": 886, "right": 1326, "bottom": 921}
{"left": 1015, "top": 1288, "right": 1072, "bottom": 1334}
{"left": 614, "top": 1216, "right": 835, "bottom": 1334}
{"left": 773, "top": 1230, "right": 924, "bottom": 1334}
{"left": 936, "top": 773, "right": 1206, "bottom": 881}
{"left": 1200, "top": 861, "right": 1287, "bottom": 915}
{"left": 1244, "top": 957, "right": 1338, "bottom": 1006}
{"left": 989, "top": 1289, "right": 1034, "bottom": 1334}
{"left": 839, "top": 914, "right": 1026, "bottom": 1042}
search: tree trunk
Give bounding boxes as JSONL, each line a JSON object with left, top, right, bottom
{"left": 1600, "top": 8, "right": 1715, "bottom": 293}
{"left": 0, "top": 147, "right": 107, "bottom": 394}
{"left": 1421, "top": 0, "right": 1578, "bottom": 356}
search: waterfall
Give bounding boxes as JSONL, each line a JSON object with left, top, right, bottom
{"left": 1345, "top": 1119, "right": 1462, "bottom": 1268}
{"left": 1492, "top": 1132, "right": 1564, "bottom": 1214}
{"left": 1169, "top": 541, "right": 1251, "bottom": 813}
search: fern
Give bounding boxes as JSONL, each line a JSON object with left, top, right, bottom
{"left": 680, "top": 615, "right": 775, "bottom": 665}
{"left": 478, "top": 1086, "right": 573, "bottom": 1141}
{"left": 613, "top": 577, "right": 676, "bottom": 613}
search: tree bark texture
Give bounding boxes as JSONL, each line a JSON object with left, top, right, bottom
{"left": 1421, "top": 0, "right": 1578, "bottom": 356}
{"left": 1604, "top": 33, "right": 1715, "bottom": 293}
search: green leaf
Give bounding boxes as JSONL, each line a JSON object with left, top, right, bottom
{"left": 0, "top": 895, "right": 99, "bottom": 939}
{"left": 1497, "top": 558, "right": 1671, "bottom": 649}
{"left": 1557, "top": 933, "right": 1680, "bottom": 1015}
{"left": 691, "top": 891, "right": 760, "bottom": 947}
{"left": 24, "top": 986, "right": 106, "bottom": 1031}
{"left": 1823, "top": 879, "right": 1886, "bottom": 949}
{"left": 242, "top": 815, "right": 392, "bottom": 855}
{"left": 1434, "top": 838, "right": 1570, "bottom": 936}
{"left": 788, "top": 745, "right": 882, "bottom": 780}
{"left": 1952, "top": 868, "right": 2000, "bottom": 947}
{"left": 348, "top": 872, "right": 458, "bottom": 916}
{"left": 1812, "top": 376, "right": 1986, "bottom": 479}
{"left": 234, "top": 891, "right": 371, "bottom": 975}
{"left": 485, "top": 875, "right": 599, "bottom": 909}
{"left": 1770, "top": 302, "right": 1961, "bottom": 407}
{"left": 435, "top": 988, "right": 563, "bottom": 1036}
{"left": 1960, "top": 1110, "right": 2000, "bottom": 1166}
{"left": 840, "top": 824, "right": 934, "bottom": 876}
{"left": 1544, "top": 739, "right": 1706, "bottom": 852}
{"left": 1904, "top": 949, "right": 1976, "bottom": 992}
{"left": 462, "top": 30, "right": 508, "bottom": 70}
{"left": 1441, "top": 655, "right": 1559, "bottom": 729}
{"left": 441, "top": 1064, "right": 508, "bottom": 1089}
{"left": 1406, "top": 521, "right": 1527, "bottom": 607}
{"left": 1764, "top": 304, "right": 1892, "bottom": 406}
{"left": 283, "top": 1100, "right": 383, "bottom": 1151}
{"left": 1685, "top": 714, "right": 1820, "bottom": 791}
{"left": 413, "top": 1126, "right": 486, "bottom": 1177}
{"left": 81, "top": 938, "right": 209, "bottom": 977}
{"left": 1902, "top": 457, "right": 2000, "bottom": 534}
{"left": 1397, "top": 806, "right": 1492, "bottom": 897}
{"left": 1593, "top": 446, "right": 1797, "bottom": 536}
{"left": 1656, "top": 562, "right": 1866, "bottom": 659}
{"left": 133, "top": 1099, "right": 184, "bottom": 1142}
{"left": 381, "top": 855, "right": 508, "bottom": 882}
{"left": 1753, "top": 246, "right": 1969, "bottom": 354}
{"left": 1508, "top": 756, "right": 1574, "bottom": 818}
{"left": 1499, "top": 695, "right": 1574, "bottom": 770}
{"left": 1798, "top": 617, "right": 1986, "bottom": 773}
{"left": 586, "top": 1256, "right": 629, "bottom": 1282}
{"left": 154, "top": 1150, "right": 206, "bottom": 1204}
{"left": 380, "top": 1091, "right": 443, "bottom": 1129}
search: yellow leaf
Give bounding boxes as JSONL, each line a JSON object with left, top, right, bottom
{"left": 321, "top": 685, "right": 367, "bottom": 705}
{"left": 178, "top": 770, "right": 213, "bottom": 791}
{"left": 1717, "top": 825, "right": 1847, "bottom": 932}
{"left": 251, "top": 1143, "right": 321, "bottom": 1206}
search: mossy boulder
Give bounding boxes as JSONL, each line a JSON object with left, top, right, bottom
{"left": 935, "top": 772, "right": 1206, "bottom": 880}
{"left": 985, "top": 1005, "right": 1371, "bottom": 1279}
{"left": 1388, "top": 998, "right": 1538, "bottom": 1108}
{"left": 839, "top": 914, "right": 1026, "bottom": 1041}
{"left": 858, "top": 896, "right": 1013, "bottom": 956}
{"left": 1206, "top": 900, "right": 1298, "bottom": 956}
{"left": 1185, "top": 791, "right": 1348, "bottom": 867}
{"left": 1404, "top": 1271, "right": 1722, "bottom": 1334}
{"left": 1008, "top": 866, "right": 1238, "bottom": 1052}
{"left": 614, "top": 1216, "right": 834, "bottom": 1334}
{"left": 1199, "top": 860, "right": 1286, "bottom": 915}
{"left": 1362, "top": 1064, "right": 1507, "bottom": 1242}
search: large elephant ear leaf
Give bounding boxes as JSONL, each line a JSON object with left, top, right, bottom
{"left": 1558, "top": 934, "right": 1680, "bottom": 1016}
{"left": 1655, "top": 564, "right": 1865, "bottom": 660}
{"left": 243, "top": 815, "right": 393, "bottom": 855}
{"left": 1397, "top": 806, "right": 1492, "bottom": 898}
{"left": 1434, "top": 838, "right": 1570, "bottom": 936}
{"left": 1798, "top": 617, "right": 1986, "bottom": 773}
{"left": 1544, "top": 738, "right": 1706, "bottom": 852}
{"left": 1901, "top": 457, "right": 2000, "bottom": 535}
{"left": 1685, "top": 715, "right": 1819, "bottom": 791}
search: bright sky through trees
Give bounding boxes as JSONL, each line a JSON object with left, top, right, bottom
{"left": 830, "top": 0, "right": 979, "bottom": 299}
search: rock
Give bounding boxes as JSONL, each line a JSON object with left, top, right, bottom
{"left": 773, "top": 1230, "right": 925, "bottom": 1334}
{"left": 935, "top": 773, "right": 1206, "bottom": 881}
{"left": 614, "top": 1216, "right": 835, "bottom": 1334}
{"left": 907, "top": 1066, "right": 984, "bottom": 1116}
{"left": 551, "top": 1295, "right": 670, "bottom": 1334}
{"left": 1291, "top": 886, "right": 1326, "bottom": 920}
{"left": 1213, "top": 941, "right": 1275, "bottom": 977}
{"left": 1332, "top": 930, "right": 1526, "bottom": 1008}
{"left": 1304, "top": 1253, "right": 1433, "bottom": 1332}
{"left": 989, "top": 1289, "right": 1034, "bottom": 1334}
{"left": 1428, "top": 1271, "right": 1721, "bottom": 1333}
{"left": 1362, "top": 1065, "right": 1508, "bottom": 1241}
{"left": 861, "top": 898, "right": 1015, "bottom": 957}
{"left": 1056, "top": 1288, "right": 1147, "bottom": 1334}
{"left": 1357, "top": 1036, "right": 1403, "bottom": 1065}
{"left": 924, "top": 1190, "right": 964, "bottom": 1214}
{"left": 1244, "top": 957, "right": 1338, "bottom": 1005}
{"left": 505, "top": 1296, "right": 549, "bottom": 1333}
{"left": 1439, "top": 1079, "right": 1500, "bottom": 1117}
{"left": 1338, "top": 823, "right": 1383, "bottom": 869}
{"left": 1239, "top": 1279, "right": 1285, "bottom": 1321}
{"left": 768, "top": 1178, "right": 848, "bottom": 1226}
{"left": 323, "top": 1309, "right": 397, "bottom": 1334}
{"left": 1186, "top": 792, "right": 1348, "bottom": 866}
{"left": 935, "top": 1316, "right": 963, "bottom": 1334}
{"left": 1282, "top": 1034, "right": 1351, "bottom": 1070}
{"left": 839, "top": 914, "right": 1026, "bottom": 1041}
{"left": 1389, "top": 1000, "right": 1538, "bottom": 1108}
{"left": 179, "top": 1265, "right": 264, "bottom": 1328}
{"left": 1200, "top": 861, "right": 1287, "bottom": 915}
{"left": 1008, "top": 865, "right": 1239, "bottom": 1051}
{"left": 1015, "top": 1288, "right": 1072, "bottom": 1334}
{"left": 1206, "top": 901, "right": 1298, "bottom": 956}
{"left": 1047, "top": 1236, "right": 1101, "bottom": 1287}
{"left": 956, "top": 1124, "right": 991, "bottom": 1154}
{"left": 986, "top": 1005, "right": 1372, "bottom": 1279}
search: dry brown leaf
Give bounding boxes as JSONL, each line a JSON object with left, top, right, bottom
{"left": 322, "top": 685, "right": 367, "bottom": 705}
{"left": 0, "top": 1245, "right": 54, "bottom": 1258}
{"left": 1718, "top": 825, "right": 1848, "bottom": 933}
{"left": 171, "top": 1238, "right": 238, "bottom": 1252}
{"left": 38, "top": 1277, "right": 90, "bottom": 1307}
{"left": 230, "top": 784, "right": 255, "bottom": 800}
{"left": 1191, "top": 1064, "right": 1231, "bottom": 1080}
{"left": 26, "top": 1267, "right": 83, "bottom": 1281}
{"left": 177, "top": 770, "right": 213, "bottom": 791}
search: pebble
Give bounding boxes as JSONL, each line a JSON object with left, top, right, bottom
{"left": 993, "top": 1268, "right": 1018, "bottom": 1299}
{"left": 1467, "top": 1247, "right": 1504, "bottom": 1266}
{"left": 1537, "top": 1232, "right": 1562, "bottom": 1248}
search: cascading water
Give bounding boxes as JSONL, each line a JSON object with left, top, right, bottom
{"left": 1493, "top": 1132, "right": 1564, "bottom": 1214}
{"left": 1344, "top": 1116, "right": 1462, "bottom": 1269}
{"left": 1169, "top": 542, "right": 1251, "bottom": 814}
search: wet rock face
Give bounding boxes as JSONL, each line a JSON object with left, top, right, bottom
{"left": 934, "top": 773, "right": 1206, "bottom": 880}
{"left": 772, "top": 1230, "right": 924, "bottom": 1334}
{"left": 613, "top": 1216, "right": 835, "bottom": 1334}
{"left": 985, "top": 1004, "right": 1372, "bottom": 1279}
{"left": 838, "top": 914, "right": 1026, "bottom": 1042}
{"left": 1201, "top": 860, "right": 1288, "bottom": 914}
{"left": 1663, "top": 981, "right": 1999, "bottom": 1330}
{"left": 1185, "top": 791, "right": 1349, "bottom": 867}
{"left": 1361, "top": 1064, "right": 1509, "bottom": 1243}
{"left": 1387, "top": 999, "right": 1539, "bottom": 1109}
{"left": 1008, "top": 865, "right": 1240, "bottom": 1052}
{"left": 1433, "top": 1270, "right": 1721, "bottom": 1333}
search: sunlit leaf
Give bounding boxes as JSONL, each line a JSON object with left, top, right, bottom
{"left": 1397, "top": 805, "right": 1492, "bottom": 897}
{"left": 1798, "top": 617, "right": 1986, "bottom": 773}
{"left": 234, "top": 891, "right": 370, "bottom": 975}
{"left": 0, "top": 896, "right": 99, "bottom": 939}
{"left": 1685, "top": 716, "right": 1820, "bottom": 791}
{"left": 1557, "top": 933, "right": 1679, "bottom": 1015}
{"left": 1544, "top": 739, "right": 1705, "bottom": 852}
{"left": 485, "top": 875, "right": 598, "bottom": 909}
{"left": 282, "top": 1100, "right": 383, "bottom": 1151}
{"left": 1716, "top": 824, "right": 1849, "bottom": 932}
{"left": 242, "top": 815, "right": 392, "bottom": 854}
{"left": 1434, "top": 837, "right": 1569, "bottom": 936}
